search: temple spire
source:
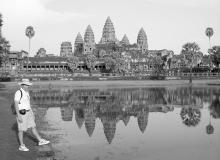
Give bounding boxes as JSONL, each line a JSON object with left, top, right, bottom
{"left": 75, "top": 32, "right": 84, "bottom": 44}
{"left": 137, "top": 27, "right": 148, "bottom": 53}
{"left": 74, "top": 32, "right": 84, "bottom": 55}
{"left": 99, "top": 16, "right": 117, "bottom": 44}
{"left": 84, "top": 25, "right": 95, "bottom": 54}
{"left": 121, "top": 34, "right": 130, "bottom": 45}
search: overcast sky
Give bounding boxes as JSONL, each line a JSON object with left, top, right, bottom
{"left": 0, "top": 0, "right": 220, "bottom": 57}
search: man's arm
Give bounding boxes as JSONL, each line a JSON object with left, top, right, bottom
{"left": 14, "top": 91, "right": 23, "bottom": 122}
{"left": 14, "top": 100, "right": 23, "bottom": 122}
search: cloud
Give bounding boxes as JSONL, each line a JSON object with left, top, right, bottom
{"left": 148, "top": 0, "right": 219, "bottom": 8}
{"left": 0, "top": 0, "right": 94, "bottom": 55}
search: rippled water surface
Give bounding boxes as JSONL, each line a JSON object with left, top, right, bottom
{"left": 31, "top": 85, "right": 220, "bottom": 160}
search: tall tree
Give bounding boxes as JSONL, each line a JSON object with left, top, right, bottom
{"left": 25, "top": 26, "right": 35, "bottom": 68}
{"left": 67, "top": 56, "right": 79, "bottom": 72}
{"left": 180, "top": 42, "right": 203, "bottom": 83}
{"left": 114, "top": 57, "right": 127, "bottom": 75}
{"left": 209, "top": 46, "right": 220, "bottom": 68}
{"left": 205, "top": 27, "right": 214, "bottom": 49}
{"left": 104, "top": 56, "right": 115, "bottom": 71}
{"left": 149, "top": 56, "right": 164, "bottom": 77}
{"left": 85, "top": 54, "right": 97, "bottom": 74}
{"left": 0, "top": 38, "right": 10, "bottom": 71}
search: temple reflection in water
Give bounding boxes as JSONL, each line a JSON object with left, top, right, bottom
{"left": 30, "top": 86, "right": 220, "bottom": 144}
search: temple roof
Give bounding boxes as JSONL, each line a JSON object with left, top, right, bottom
{"left": 29, "top": 56, "right": 67, "bottom": 63}
{"left": 137, "top": 28, "right": 147, "bottom": 44}
{"left": 61, "top": 41, "right": 72, "bottom": 46}
{"left": 75, "top": 32, "right": 84, "bottom": 44}
{"left": 100, "top": 16, "right": 117, "bottom": 44}
{"left": 84, "top": 25, "right": 95, "bottom": 44}
{"left": 121, "top": 34, "right": 130, "bottom": 45}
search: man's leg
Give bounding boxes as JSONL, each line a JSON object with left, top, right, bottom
{"left": 31, "top": 127, "right": 50, "bottom": 145}
{"left": 31, "top": 127, "right": 42, "bottom": 141}
{"left": 29, "top": 112, "right": 50, "bottom": 145}
{"left": 18, "top": 130, "right": 24, "bottom": 146}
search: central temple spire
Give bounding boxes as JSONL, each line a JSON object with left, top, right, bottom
{"left": 99, "top": 16, "right": 117, "bottom": 44}
{"left": 137, "top": 27, "right": 148, "bottom": 53}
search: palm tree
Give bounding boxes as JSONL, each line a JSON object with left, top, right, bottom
{"left": 25, "top": 26, "right": 35, "bottom": 70}
{"left": 205, "top": 27, "right": 214, "bottom": 49}
{"left": 180, "top": 42, "right": 203, "bottom": 83}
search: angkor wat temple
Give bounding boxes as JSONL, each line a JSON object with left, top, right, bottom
{"left": 0, "top": 14, "right": 215, "bottom": 79}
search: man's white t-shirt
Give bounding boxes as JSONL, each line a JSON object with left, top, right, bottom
{"left": 14, "top": 88, "right": 31, "bottom": 110}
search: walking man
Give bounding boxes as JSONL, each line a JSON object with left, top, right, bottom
{"left": 14, "top": 79, "right": 50, "bottom": 151}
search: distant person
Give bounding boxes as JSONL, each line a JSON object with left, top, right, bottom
{"left": 14, "top": 79, "right": 50, "bottom": 151}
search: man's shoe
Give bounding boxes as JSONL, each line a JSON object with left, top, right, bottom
{"left": 19, "top": 145, "right": 29, "bottom": 151}
{"left": 38, "top": 139, "right": 50, "bottom": 146}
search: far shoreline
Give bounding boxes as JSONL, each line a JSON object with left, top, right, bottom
{"left": 1, "top": 79, "right": 220, "bottom": 89}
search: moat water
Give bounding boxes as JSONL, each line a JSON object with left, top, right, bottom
{"left": 30, "top": 85, "right": 220, "bottom": 160}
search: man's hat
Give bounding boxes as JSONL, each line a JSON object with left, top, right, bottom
{"left": 18, "top": 79, "right": 33, "bottom": 86}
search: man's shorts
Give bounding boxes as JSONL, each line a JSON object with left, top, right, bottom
{"left": 16, "top": 110, "right": 36, "bottom": 131}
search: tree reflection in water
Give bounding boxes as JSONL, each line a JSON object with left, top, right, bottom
{"left": 206, "top": 123, "right": 214, "bottom": 135}
{"left": 209, "top": 94, "right": 220, "bottom": 119}
{"left": 180, "top": 107, "right": 201, "bottom": 127}
{"left": 206, "top": 93, "right": 220, "bottom": 134}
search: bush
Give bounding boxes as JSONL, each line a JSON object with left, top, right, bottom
{"left": 149, "top": 75, "right": 165, "bottom": 80}
{"left": 0, "top": 77, "right": 11, "bottom": 82}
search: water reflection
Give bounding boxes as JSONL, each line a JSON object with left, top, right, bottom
{"left": 180, "top": 107, "right": 201, "bottom": 127}
{"left": 30, "top": 86, "right": 220, "bottom": 144}
{"left": 209, "top": 92, "right": 220, "bottom": 119}
{"left": 206, "top": 91, "right": 220, "bottom": 135}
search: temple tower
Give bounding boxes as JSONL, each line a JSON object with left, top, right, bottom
{"left": 121, "top": 34, "right": 130, "bottom": 45}
{"left": 137, "top": 107, "right": 149, "bottom": 133}
{"left": 137, "top": 28, "right": 148, "bottom": 53}
{"left": 36, "top": 48, "right": 47, "bottom": 57}
{"left": 75, "top": 108, "right": 85, "bottom": 129}
{"left": 60, "top": 41, "right": 72, "bottom": 57}
{"left": 74, "top": 32, "right": 84, "bottom": 55}
{"left": 99, "top": 16, "right": 117, "bottom": 44}
{"left": 84, "top": 25, "right": 95, "bottom": 54}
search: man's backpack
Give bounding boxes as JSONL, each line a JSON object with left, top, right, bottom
{"left": 11, "top": 89, "right": 23, "bottom": 115}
